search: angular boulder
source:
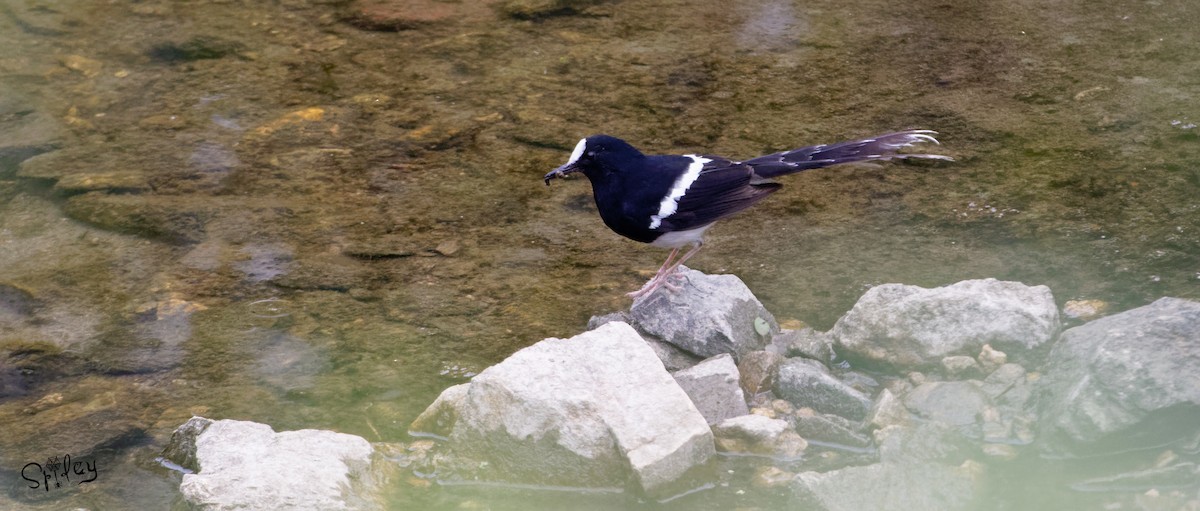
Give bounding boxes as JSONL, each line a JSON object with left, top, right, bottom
{"left": 424, "top": 321, "right": 713, "bottom": 493}
{"left": 672, "top": 354, "right": 749, "bottom": 424}
{"left": 1036, "top": 297, "right": 1200, "bottom": 455}
{"left": 831, "top": 279, "right": 1059, "bottom": 369}
{"left": 774, "top": 358, "right": 872, "bottom": 421}
{"left": 630, "top": 266, "right": 777, "bottom": 359}
{"left": 163, "top": 417, "right": 383, "bottom": 511}
{"left": 711, "top": 414, "right": 804, "bottom": 456}
{"left": 737, "top": 350, "right": 785, "bottom": 396}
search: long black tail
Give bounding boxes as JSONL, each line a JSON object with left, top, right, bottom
{"left": 743, "top": 130, "right": 951, "bottom": 179}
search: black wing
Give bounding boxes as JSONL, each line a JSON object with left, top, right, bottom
{"left": 655, "top": 158, "right": 781, "bottom": 233}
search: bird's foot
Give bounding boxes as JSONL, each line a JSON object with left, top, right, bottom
{"left": 627, "top": 269, "right": 685, "bottom": 299}
{"left": 626, "top": 281, "right": 657, "bottom": 299}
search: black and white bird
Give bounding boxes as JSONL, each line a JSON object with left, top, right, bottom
{"left": 543, "top": 130, "right": 951, "bottom": 298}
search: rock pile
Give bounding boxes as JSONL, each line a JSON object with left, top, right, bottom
{"left": 163, "top": 269, "right": 1200, "bottom": 509}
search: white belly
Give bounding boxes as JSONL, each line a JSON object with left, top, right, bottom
{"left": 650, "top": 224, "right": 713, "bottom": 249}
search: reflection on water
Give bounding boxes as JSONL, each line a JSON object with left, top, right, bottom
{"left": 1, "top": 0, "right": 1198, "bottom": 509}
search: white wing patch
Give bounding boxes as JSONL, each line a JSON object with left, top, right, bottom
{"left": 649, "top": 155, "right": 710, "bottom": 230}
{"left": 564, "top": 138, "right": 587, "bottom": 166}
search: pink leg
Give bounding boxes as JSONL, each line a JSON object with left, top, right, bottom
{"left": 627, "top": 247, "right": 679, "bottom": 298}
{"left": 627, "top": 242, "right": 703, "bottom": 299}
{"left": 659, "top": 242, "right": 703, "bottom": 281}
{"left": 650, "top": 247, "right": 680, "bottom": 281}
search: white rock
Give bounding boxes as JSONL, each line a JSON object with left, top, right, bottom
{"left": 713, "top": 414, "right": 790, "bottom": 443}
{"left": 438, "top": 321, "right": 713, "bottom": 493}
{"left": 831, "top": 279, "right": 1059, "bottom": 369}
{"left": 168, "top": 417, "right": 382, "bottom": 511}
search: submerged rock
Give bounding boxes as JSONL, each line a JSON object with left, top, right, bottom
{"left": 163, "top": 417, "right": 385, "bottom": 510}
{"left": 0, "top": 282, "right": 39, "bottom": 321}
{"left": 630, "top": 266, "right": 777, "bottom": 360}
{"left": 418, "top": 321, "right": 713, "bottom": 493}
{"left": 903, "top": 381, "right": 991, "bottom": 429}
{"left": 53, "top": 171, "right": 150, "bottom": 193}
{"left": 347, "top": 0, "right": 493, "bottom": 30}
{"left": 831, "top": 279, "right": 1059, "bottom": 370}
{"left": 0, "top": 96, "right": 65, "bottom": 177}
{"left": 1070, "top": 462, "right": 1200, "bottom": 492}
{"left": 791, "top": 461, "right": 982, "bottom": 511}
{"left": 62, "top": 193, "right": 216, "bottom": 243}
{"left": 791, "top": 411, "right": 872, "bottom": 449}
{"left": 498, "top": 0, "right": 603, "bottom": 18}
{"left": 874, "top": 422, "right": 974, "bottom": 465}
{"left": 1, "top": 375, "right": 151, "bottom": 473}
{"left": 147, "top": 36, "right": 247, "bottom": 63}
{"left": 1036, "top": 297, "right": 1200, "bottom": 456}
{"left": 408, "top": 383, "right": 468, "bottom": 438}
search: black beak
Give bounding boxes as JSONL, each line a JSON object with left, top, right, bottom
{"left": 543, "top": 162, "right": 578, "bottom": 186}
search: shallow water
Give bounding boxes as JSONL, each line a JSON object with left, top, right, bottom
{"left": 0, "top": 0, "right": 1197, "bottom": 509}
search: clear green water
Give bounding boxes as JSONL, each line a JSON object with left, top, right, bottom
{"left": 0, "top": 0, "right": 1197, "bottom": 509}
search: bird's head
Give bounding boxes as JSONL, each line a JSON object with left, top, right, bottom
{"left": 544, "top": 135, "right": 644, "bottom": 185}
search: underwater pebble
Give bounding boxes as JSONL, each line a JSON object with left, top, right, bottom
{"left": 435, "top": 240, "right": 461, "bottom": 256}
{"left": 499, "top": 0, "right": 602, "bottom": 18}
{"left": 349, "top": 0, "right": 466, "bottom": 30}
{"left": 138, "top": 114, "right": 188, "bottom": 130}
{"left": 1062, "top": 299, "right": 1110, "bottom": 321}
{"left": 981, "top": 443, "right": 1018, "bottom": 460}
{"left": 749, "top": 406, "right": 777, "bottom": 419}
{"left": 54, "top": 171, "right": 150, "bottom": 193}
{"left": 751, "top": 466, "right": 794, "bottom": 488}
{"left": 775, "top": 430, "right": 808, "bottom": 458}
{"left": 58, "top": 54, "right": 103, "bottom": 77}
{"left": 771, "top": 399, "right": 794, "bottom": 415}
{"left": 22, "top": 392, "right": 63, "bottom": 414}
